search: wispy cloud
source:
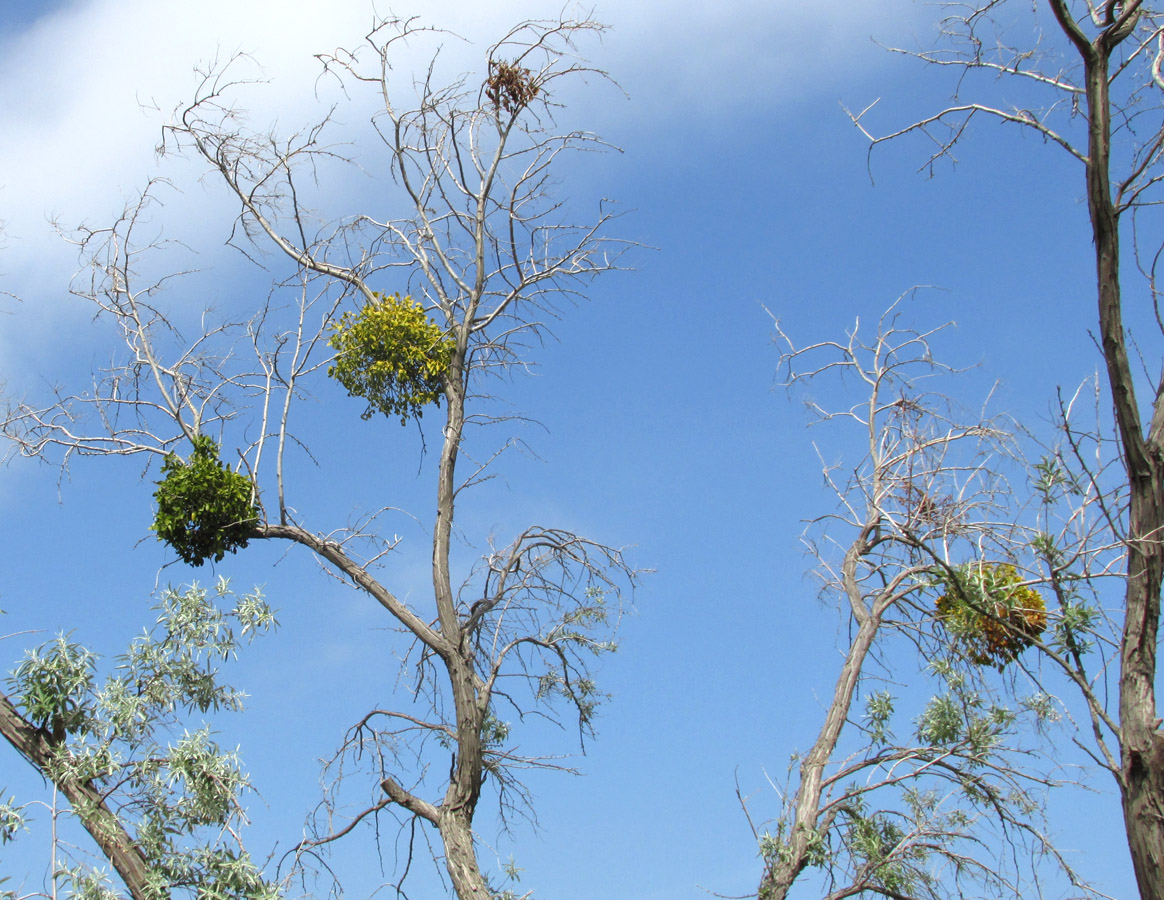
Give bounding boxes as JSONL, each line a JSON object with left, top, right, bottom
{"left": 0, "top": 0, "right": 932, "bottom": 376}
{"left": 611, "top": 0, "right": 930, "bottom": 120}
{"left": 0, "top": 0, "right": 927, "bottom": 248}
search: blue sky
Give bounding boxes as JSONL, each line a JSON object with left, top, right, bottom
{"left": 0, "top": 1, "right": 1140, "bottom": 899}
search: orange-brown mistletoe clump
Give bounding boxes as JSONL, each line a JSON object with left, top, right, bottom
{"left": 485, "top": 59, "right": 539, "bottom": 113}
{"left": 935, "top": 562, "right": 1047, "bottom": 668}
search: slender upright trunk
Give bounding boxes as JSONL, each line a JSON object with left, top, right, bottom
{"left": 759, "top": 614, "right": 882, "bottom": 900}
{"left": 758, "top": 522, "right": 883, "bottom": 900}
{"left": 432, "top": 349, "right": 492, "bottom": 899}
{"left": 1076, "top": 25, "right": 1164, "bottom": 900}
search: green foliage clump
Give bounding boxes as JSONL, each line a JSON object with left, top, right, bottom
{"left": 53, "top": 868, "right": 121, "bottom": 900}
{"left": 863, "top": 690, "right": 895, "bottom": 744}
{"left": 327, "top": 292, "right": 454, "bottom": 424}
{"left": 533, "top": 587, "right": 617, "bottom": 730}
{"left": 11, "top": 636, "right": 96, "bottom": 739}
{"left": 153, "top": 435, "right": 259, "bottom": 567}
{"left": 915, "top": 661, "right": 1016, "bottom": 761}
{"left": 6, "top": 581, "right": 278, "bottom": 900}
{"left": 841, "top": 803, "right": 929, "bottom": 896}
{"left": 934, "top": 562, "right": 1047, "bottom": 669}
{"left": 759, "top": 822, "right": 828, "bottom": 872}
{"left": 916, "top": 693, "right": 963, "bottom": 746}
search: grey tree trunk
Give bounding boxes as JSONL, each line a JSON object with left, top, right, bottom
{"left": 432, "top": 350, "right": 492, "bottom": 898}
{"left": 1050, "top": 3, "right": 1164, "bottom": 897}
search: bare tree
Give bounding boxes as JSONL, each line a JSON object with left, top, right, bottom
{"left": 3, "top": 16, "right": 634, "bottom": 900}
{"left": 753, "top": 302, "right": 1098, "bottom": 900}
{"left": 843, "top": 3, "right": 1164, "bottom": 898}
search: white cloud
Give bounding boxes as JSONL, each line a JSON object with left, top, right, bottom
{"left": 609, "top": 0, "right": 930, "bottom": 119}
{"left": 0, "top": 0, "right": 929, "bottom": 246}
{"left": 0, "top": 0, "right": 934, "bottom": 377}
{"left": 0, "top": 0, "right": 373, "bottom": 267}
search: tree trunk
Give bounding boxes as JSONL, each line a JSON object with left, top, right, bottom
{"left": 758, "top": 521, "right": 883, "bottom": 900}
{"left": 1073, "top": 19, "right": 1164, "bottom": 900}
{"left": 0, "top": 692, "right": 160, "bottom": 900}
{"left": 432, "top": 349, "right": 493, "bottom": 898}
{"left": 1120, "top": 692, "right": 1164, "bottom": 900}
{"left": 440, "top": 806, "right": 493, "bottom": 900}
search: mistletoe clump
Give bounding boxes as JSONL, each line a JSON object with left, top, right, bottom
{"left": 327, "top": 292, "right": 454, "bottom": 424}
{"left": 935, "top": 562, "right": 1047, "bottom": 668}
{"left": 153, "top": 436, "right": 259, "bottom": 567}
{"left": 485, "top": 59, "right": 540, "bottom": 113}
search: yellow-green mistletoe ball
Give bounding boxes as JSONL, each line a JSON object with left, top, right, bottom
{"left": 327, "top": 292, "right": 454, "bottom": 424}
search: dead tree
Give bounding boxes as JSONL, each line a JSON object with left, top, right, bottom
{"left": 755, "top": 302, "right": 1096, "bottom": 900}
{"left": 2, "top": 16, "right": 633, "bottom": 900}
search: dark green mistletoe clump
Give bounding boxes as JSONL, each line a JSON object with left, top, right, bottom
{"left": 153, "top": 436, "right": 259, "bottom": 567}
{"left": 327, "top": 292, "right": 455, "bottom": 424}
